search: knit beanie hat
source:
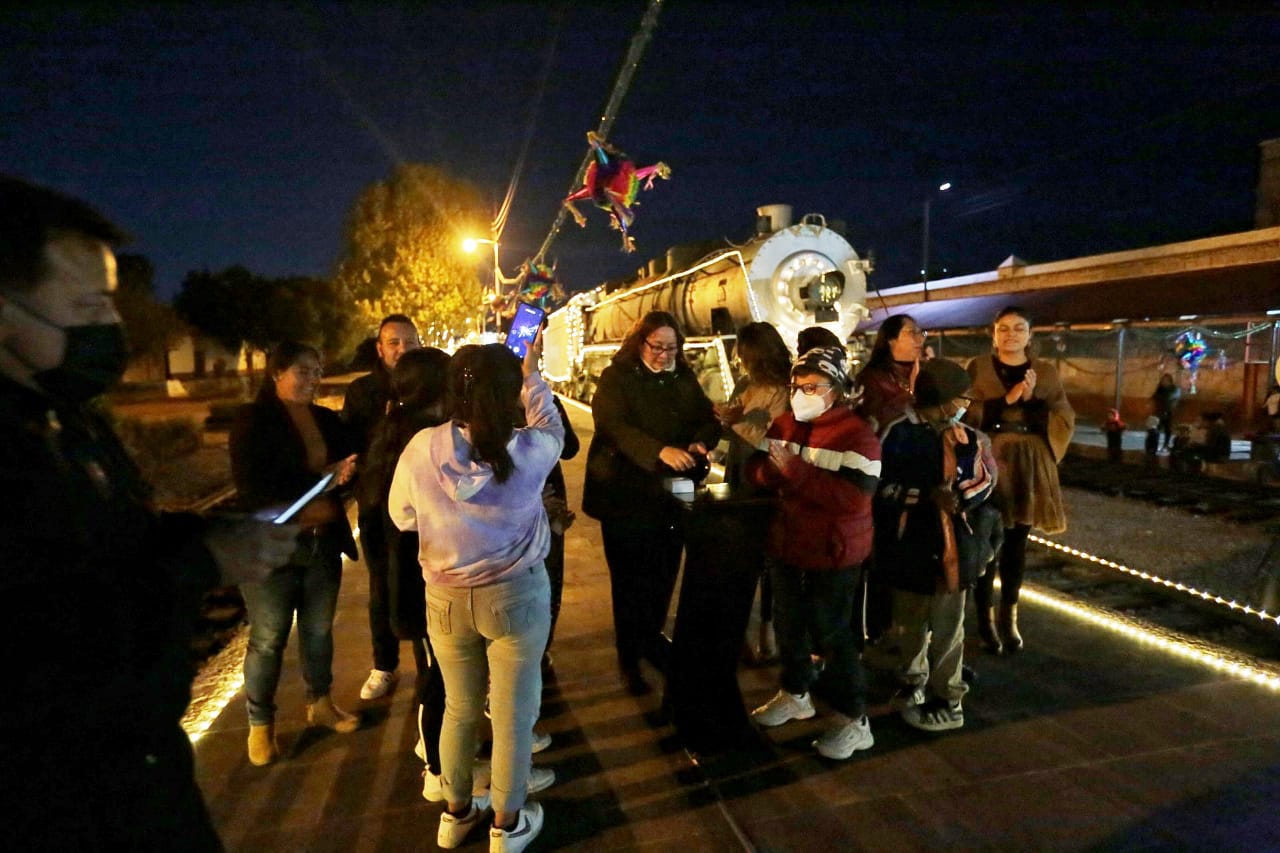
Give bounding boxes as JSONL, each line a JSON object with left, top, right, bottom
{"left": 792, "top": 345, "right": 850, "bottom": 391}
{"left": 913, "top": 358, "right": 971, "bottom": 407}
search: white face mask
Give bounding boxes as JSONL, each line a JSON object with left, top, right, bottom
{"left": 791, "top": 391, "right": 832, "bottom": 422}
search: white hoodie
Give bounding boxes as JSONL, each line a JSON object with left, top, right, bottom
{"left": 387, "top": 372, "right": 565, "bottom": 587}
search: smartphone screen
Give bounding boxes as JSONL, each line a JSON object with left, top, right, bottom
{"left": 273, "top": 472, "right": 336, "bottom": 524}
{"left": 505, "top": 302, "right": 546, "bottom": 359}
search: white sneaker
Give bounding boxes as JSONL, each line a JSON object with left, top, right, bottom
{"left": 438, "top": 792, "right": 491, "bottom": 849}
{"left": 889, "top": 684, "right": 926, "bottom": 711}
{"left": 489, "top": 801, "right": 543, "bottom": 853}
{"left": 359, "top": 669, "right": 398, "bottom": 700}
{"left": 813, "top": 714, "right": 874, "bottom": 759}
{"left": 903, "top": 698, "right": 965, "bottom": 732}
{"left": 527, "top": 765, "right": 556, "bottom": 794}
{"left": 531, "top": 729, "right": 552, "bottom": 754}
{"left": 422, "top": 769, "right": 444, "bottom": 802}
{"left": 471, "top": 760, "right": 555, "bottom": 794}
{"left": 751, "top": 690, "right": 815, "bottom": 727}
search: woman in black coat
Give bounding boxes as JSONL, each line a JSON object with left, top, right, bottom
{"left": 230, "top": 341, "right": 360, "bottom": 765}
{"left": 582, "top": 311, "right": 721, "bottom": 695}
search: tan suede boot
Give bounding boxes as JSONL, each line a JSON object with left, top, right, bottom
{"left": 307, "top": 695, "right": 360, "bottom": 733}
{"left": 999, "top": 602, "right": 1023, "bottom": 653}
{"left": 247, "top": 722, "right": 278, "bottom": 766}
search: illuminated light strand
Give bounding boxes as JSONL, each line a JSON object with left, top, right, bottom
{"left": 183, "top": 629, "right": 249, "bottom": 743}
{"left": 1028, "top": 533, "right": 1280, "bottom": 627}
{"left": 184, "top": 554, "right": 356, "bottom": 743}
{"left": 1014, "top": 581, "right": 1280, "bottom": 692}
{"left": 712, "top": 335, "right": 735, "bottom": 400}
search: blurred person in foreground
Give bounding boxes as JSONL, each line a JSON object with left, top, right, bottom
{"left": 230, "top": 341, "right": 361, "bottom": 766}
{"left": 581, "top": 310, "right": 721, "bottom": 696}
{"left": 342, "top": 313, "right": 421, "bottom": 701}
{"left": 388, "top": 334, "right": 562, "bottom": 853}
{"left": 0, "top": 174, "right": 297, "bottom": 850}
{"left": 746, "top": 345, "right": 881, "bottom": 759}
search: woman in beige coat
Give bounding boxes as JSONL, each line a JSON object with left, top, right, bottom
{"left": 965, "top": 306, "right": 1074, "bottom": 653}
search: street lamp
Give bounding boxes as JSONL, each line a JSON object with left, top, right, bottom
{"left": 462, "top": 236, "right": 505, "bottom": 334}
{"left": 921, "top": 181, "right": 951, "bottom": 302}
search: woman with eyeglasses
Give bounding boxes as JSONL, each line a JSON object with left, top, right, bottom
{"left": 856, "top": 314, "right": 927, "bottom": 436}
{"left": 854, "top": 314, "right": 926, "bottom": 642}
{"left": 230, "top": 341, "right": 361, "bottom": 766}
{"left": 965, "top": 306, "right": 1075, "bottom": 653}
{"left": 582, "top": 310, "right": 721, "bottom": 696}
{"left": 745, "top": 346, "right": 881, "bottom": 759}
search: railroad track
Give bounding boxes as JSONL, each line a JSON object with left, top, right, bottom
{"left": 1021, "top": 454, "right": 1280, "bottom": 670}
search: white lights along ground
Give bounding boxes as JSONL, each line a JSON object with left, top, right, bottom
{"left": 1012, "top": 579, "right": 1280, "bottom": 692}
{"left": 1028, "top": 533, "right": 1280, "bottom": 627}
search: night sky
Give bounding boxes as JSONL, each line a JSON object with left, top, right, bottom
{"left": 3, "top": 2, "right": 1279, "bottom": 302}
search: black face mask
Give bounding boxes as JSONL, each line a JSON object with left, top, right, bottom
{"left": 5, "top": 299, "right": 129, "bottom": 402}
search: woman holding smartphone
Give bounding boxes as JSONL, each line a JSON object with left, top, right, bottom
{"left": 388, "top": 332, "right": 562, "bottom": 852}
{"left": 230, "top": 341, "right": 360, "bottom": 767}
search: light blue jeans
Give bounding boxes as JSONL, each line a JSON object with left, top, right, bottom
{"left": 427, "top": 563, "right": 550, "bottom": 814}
{"left": 240, "top": 537, "right": 343, "bottom": 725}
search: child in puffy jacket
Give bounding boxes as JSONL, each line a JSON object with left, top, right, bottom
{"left": 745, "top": 345, "right": 882, "bottom": 760}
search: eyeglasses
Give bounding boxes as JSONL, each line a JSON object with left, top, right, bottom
{"left": 903, "top": 328, "right": 927, "bottom": 340}
{"left": 644, "top": 340, "right": 679, "bottom": 355}
{"left": 289, "top": 365, "right": 323, "bottom": 380}
{"left": 790, "top": 382, "right": 833, "bottom": 396}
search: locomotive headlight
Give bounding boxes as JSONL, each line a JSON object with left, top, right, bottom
{"left": 776, "top": 251, "right": 844, "bottom": 323}
{"left": 800, "top": 270, "right": 845, "bottom": 306}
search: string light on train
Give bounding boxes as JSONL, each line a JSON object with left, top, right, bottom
{"left": 1014, "top": 581, "right": 1280, "bottom": 692}
{"left": 1028, "top": 533, "right": 1280, "bottom": 627}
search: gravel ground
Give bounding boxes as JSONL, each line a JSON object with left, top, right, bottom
{"left": 1044, "top": 486, "right": 1278, "bottom": 607}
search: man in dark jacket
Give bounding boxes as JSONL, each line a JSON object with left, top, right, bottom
{"left": 341, "top": 314, "right": 420, "bottom": 700}
{"left": 0, "top": 175, "right": 296, "bottom": 850}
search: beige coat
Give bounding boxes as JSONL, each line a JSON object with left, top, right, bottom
{"left": 965, "top": 355, "right": 1075, "bottom": 533}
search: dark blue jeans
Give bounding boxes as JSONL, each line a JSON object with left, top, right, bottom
{"left": 770, "top": 561, "right": 867, "bottom": 719}
{"left": 241, "top": 536, "right": 343, "bottom": 725}
{"left": 359, "top": 508, "right": 400, "bottom": 672}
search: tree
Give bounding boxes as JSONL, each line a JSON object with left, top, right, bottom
{"left": 173, "top": 265, "right": 259, "bottom": 354}
{"left": 114, "top": 253, "right": 183, "bottom": 359}
{"left": 174, "top": 266, "right": 356, "bottom": 364}
{"left": 334, "top": 163, "right": 488, "bottom": 343}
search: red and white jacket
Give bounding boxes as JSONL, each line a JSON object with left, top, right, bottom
{"left": 746, "top": 403, "right": 881, "bottom": 571}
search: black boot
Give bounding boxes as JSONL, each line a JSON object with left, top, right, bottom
{"left": 974, "top": 583, "right": 1002, "bottom": 655}
{"left": 999, "top": 602, "right": 1023, "bottom": 653}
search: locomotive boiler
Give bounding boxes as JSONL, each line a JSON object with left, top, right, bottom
{"left": 543, "top": 205, "right": 872, "bottom": 403}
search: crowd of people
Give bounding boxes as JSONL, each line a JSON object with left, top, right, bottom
{"left": 4, "top": 173, "right": 1088, "bottom": 852}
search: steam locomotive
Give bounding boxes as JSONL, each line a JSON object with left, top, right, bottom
{"left": 543, "top": 205, "right": 872, "bottom": 403}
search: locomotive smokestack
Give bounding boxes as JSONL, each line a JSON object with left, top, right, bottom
{"left": 756, "top": 204, "right": 793, "bottom": 233}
